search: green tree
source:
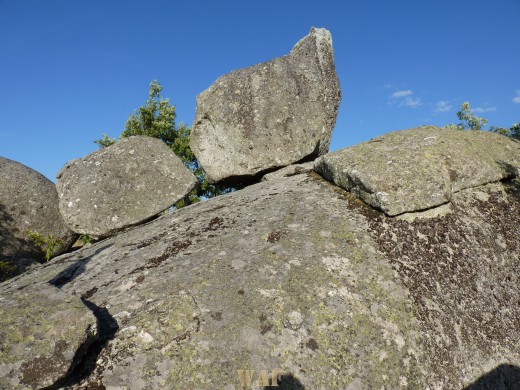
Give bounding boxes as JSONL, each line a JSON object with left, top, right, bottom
{"left": 446, "top": 101, "right": 519, "bottom": 140}
{"left": 489, "top": 122, "right": 520, "bottom": 140}
{"left": 445, "top": 101, "right": 488, "bottom": 130}
{"left": 94, "top": 81, "right": 232, "bottom": 206}
{"left": 94, "top": 134, "right": 116, "bottom": 148}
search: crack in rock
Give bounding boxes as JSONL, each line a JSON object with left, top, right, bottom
{"left": 44, "top": 298, "right": 119, "bottom": 389}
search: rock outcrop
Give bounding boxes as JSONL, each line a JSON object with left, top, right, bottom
{"left": 315, "top": 126, "right": 520, "bottom": 216}
{"left": 56, "top": 136, "right": 198, "bottom": 238}
{"left": 190, "top": 27, "right": 341, "bottom": 183}
{"left": 1, "top": 151, "right": 519, "bottom": 388}
{"left": 0, "top": 157, "right": 76, "bottom": 279}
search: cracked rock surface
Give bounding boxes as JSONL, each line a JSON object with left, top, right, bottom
{"left": 0, "top": 172, "right": 519, "bottom": 388}
{"left": 0, "top": 279, "right": 96, "bottom": 389}
{"left": 315, "top": 126, "right": 520, "bottom": 216}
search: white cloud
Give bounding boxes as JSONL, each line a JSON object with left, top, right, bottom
{"left": 391, "top": 90, "right": 413, "bottom": 98}
{"left": 513, "top": 90, "right": 520, "bottom": 104}
{"left": 473, "top": 106, "right": 497, "bottom": 113}
{"left": 400, "top": 97, "right": 422, "bottom": 108}
{"left": 435, "top": 101, "right": 452, "bottom": 112}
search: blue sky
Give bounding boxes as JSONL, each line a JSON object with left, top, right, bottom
{"left": 1, "top": 0, "right": 519, "bottom": 181}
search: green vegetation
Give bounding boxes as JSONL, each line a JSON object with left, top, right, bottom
{"left": 79, "top": 234, "right": 93, "bottom": 245}
{"left": 446, "top": 101, "right": 519, "bottom": 140}
{"left": 491, "top": 122, "right": 520, "bottom": 140}
{"left": 94, "top": 80, "right": 232, "bottom": 207}
{"left": 0, "top": 261, "right": 15, "bottom": 282}
{"left": 26, "top": 230, "right": 63, "bottom": 262}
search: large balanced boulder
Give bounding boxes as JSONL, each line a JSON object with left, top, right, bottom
{"left": 56, "top": 136, "right": 198, "bottom": 238}
{"left": 190, "top": 27, "right": 341, "bottom": 183}
{"left": 1, "top": 163, "right": 519, "bottom": 387}
{"left": 315, "top": 126, "right": 520, "bottom": 216}
{"left": 0, "top": 157, "right": 76, "bottom": 279}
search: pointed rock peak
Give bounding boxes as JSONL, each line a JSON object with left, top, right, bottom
{"left": 291, "top": 27, "right": 333, "bottom": 57}
{"left": 190, "top": 27, "right": 341, "bottom": 183}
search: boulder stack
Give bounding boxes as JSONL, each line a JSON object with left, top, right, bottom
{"left": 4, "top": 26, "right": 520, "bottom": 389}
{"left": 190, "top": 27, "right": 341, "bottom": 183}
{"left": 56, "top": 136, "right": 198, "bottom": 238}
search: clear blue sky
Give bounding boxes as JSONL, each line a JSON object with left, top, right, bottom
{"left": 1, "top": 0, "right": 519, "bottom": 181}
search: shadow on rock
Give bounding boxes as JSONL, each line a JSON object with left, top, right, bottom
{"left": 48, "top": 244, "right": 112, "bottom": 288}
{"left": 264, "top": 373, "right": 305, "bottom": 389}
{"left": 0, "top": 203, "right": 14, "bottom": 236}
{"left": 43, "top": 299, "right": 119, "bottom": 389}
{"left": 0, "top": 203, "right": 43, "bottom": 280}
{"left": 464, "top": 364, "right": 520, "bottom": 390}
{"left": 41, "top": 244, "right": 117, "bottom": 389}
{"left": 497, "top": 160, "right": 519, "bottom": 178}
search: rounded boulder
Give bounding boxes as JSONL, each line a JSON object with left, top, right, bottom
{"left": 56, "top": 136, "right": 198, "bottom": 238}
{"left": 0, "top": 157, "right": 76, "bottom": 277}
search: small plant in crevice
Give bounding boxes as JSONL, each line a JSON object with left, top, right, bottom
{"left": 0, "top": 261, "right": 16, "bottom": 282}
{"left": 26, "top": 230, "right": 63, "bottom": 262}
{"left": 79, "top": 234, "right": 93, "bottom": 245}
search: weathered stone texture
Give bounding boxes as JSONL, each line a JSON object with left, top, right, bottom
{"left": 314, "top": 126, "right": 520, "bottom": 215}
{"left": 1, "top": 173, "right": 519, "bottom": 388}
{"left": 0, "top": 157, "right": 76, "bottom": 277}
{"left": 56, "top": 136, "right": 198, "bottom": 238}
{"left": 0, "top": 279, "right": 96, "bottom": 389}
{"left": 261, "top": 161, "right": 314, "bottom": 181}
{"left": 190, "top": 27, "right": 341, "bottom": 182}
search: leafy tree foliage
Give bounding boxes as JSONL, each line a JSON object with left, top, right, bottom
{"left": 446, "top": 101, "right": 519, "bottom": 140}
{"left": 445, "top": 101, "right": 487, "bottom": 130}
{"left": 93, "top": 134, "right": 116, "bottom": 148}
{"left": 490, "top": 122, "right": 520, "bottom": 140}
{"left": 94, "top": 80, "right": 231, "bottom": 206}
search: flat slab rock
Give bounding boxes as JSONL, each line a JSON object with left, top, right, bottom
{"left": 315, "top": 126, "right": 520, "bottom": 215}
{"left": 190, "top": 27, "right": 341, "bottom": 182}
{"left": 56, "top": 136, "right": 198, "bottom": 238}
{"left": 0, "top": 157, "right": 75, "bottom": 277}
{"left": 1, "top": 173, "right": 519, "bottom": 388}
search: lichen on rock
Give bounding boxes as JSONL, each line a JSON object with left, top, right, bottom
{"left": 190, "top": 27, "right": 341, "bottom": 183}
{"left": 2, "top": 171, "right": 518, "bottom": 388}
{"left": 314, "top": 126, "right": 520, "bottom": 216}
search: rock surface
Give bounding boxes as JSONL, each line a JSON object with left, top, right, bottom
{"left": 0, "top": 157, "right": 76, "bottom": 279}
{"left": 1, "top": 171, "right": 519, "bottom": 389}
{"left": 190, "top": 27, "right": 341, "bottom": 183}
{"left": 56, "top": 136, "right": 198, "bottom": 238}
{"left": 315, "top": 126, "right": 520, "bottom": 215}
{"left": 261, "top": 161, "right": 314, "bottom": 181}
{"left": 0, "top": 278, "right": 97, "bottom": 389}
